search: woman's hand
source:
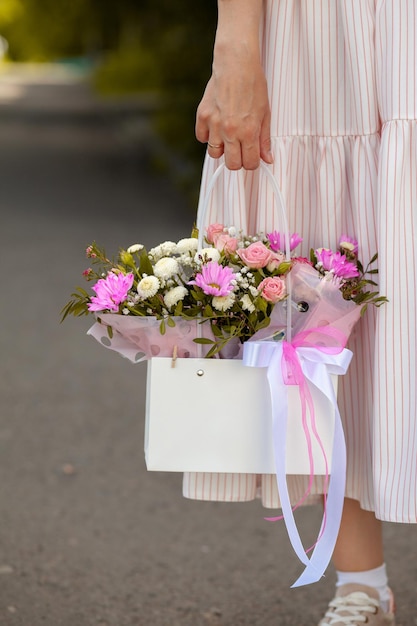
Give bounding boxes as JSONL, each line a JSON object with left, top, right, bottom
{"left": 195, "top": 0, "right": 273, "bottom": 171}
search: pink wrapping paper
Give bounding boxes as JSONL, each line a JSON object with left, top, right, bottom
{"left": 86, "top": 314, "right": 244, "bottom": 362}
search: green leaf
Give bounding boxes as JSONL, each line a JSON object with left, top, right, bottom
{"left": 174, "top": 301, "right": 183, "bottom": 316}
{"left": 139, "top": 249, "right": 154, "bottom": 276}
{"left": 276, "top": 261, "right": 292, "bottom": 275}
{"left": 167, "top": 316, "right": 176, "bottom": 328}
{"left": 159, "top": 319, "right": 166, "bottom": 335}
{"left": 203, "top": 304, "right": 214, "bottom": 317}
{"left": 194, "top": 337, "right": 215, "bottom": 344}
{"left": 310, "top": 248, "right": 317, "bottom": 265}
{"left": 107, "top": 325, "right": 113, "bottom": 339}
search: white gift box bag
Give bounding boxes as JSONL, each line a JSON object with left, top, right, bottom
{"left": 144, "top": 163, "right": 344, "bottom": 476}
{"left": 145, "top": 356, "right": 337, "bottom": 474}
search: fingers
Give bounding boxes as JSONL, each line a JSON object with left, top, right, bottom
{"left": 196, "top": 82, "right": 273, "bottom": 170}
{"left": 259, "top": 108, "right": 274, "bottom": 165}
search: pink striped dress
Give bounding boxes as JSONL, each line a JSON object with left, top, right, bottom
{"left": 183, "top": 0, "right": 417, "bottom": 524}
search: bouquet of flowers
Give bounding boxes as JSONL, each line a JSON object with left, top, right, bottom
{"left": 62, "top": 224, "right": 387, "bottom": 360}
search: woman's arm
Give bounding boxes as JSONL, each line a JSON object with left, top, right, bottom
{"left": 195, "top": 0, "right": 272, "bottom": 170}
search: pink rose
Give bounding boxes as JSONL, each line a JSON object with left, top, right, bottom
{"left": 258, "top": 276, "right": 287, "bottom": 303}
{"left": 237, "top": 241, "right": 273, "bottom": 269}
{"left": 266, "top": 251, "right": 286, "bottom": 272}
{"left": 215, "top": 233, "right": 238, "bottom": 255}
{"left": 206, "top": 223, "right": 224, "bottom": 244}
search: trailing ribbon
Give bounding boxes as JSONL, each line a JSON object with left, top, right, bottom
{"left": 243, "top": 326, "right": 353, "bottom": 587}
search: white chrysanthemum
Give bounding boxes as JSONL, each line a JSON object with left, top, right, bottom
{"left": 176, "top": 238, "right": 199, "bottom": 254}
{"left": 160, "top": 241, "right": 178, "bottom": 256}
{"left": 149, "top": 242, "right": 176, "bottom": 260}
{"left": 153, "top": 256, "right": 179, "bottom": 280}
{"left": 241, "top": 294, "right": 256, "bottom": 313}
{"left": 148, "top": 244, "right": 163, "bottom": 260}
{"left": 137, "top": 275, "right": 160, "bottom": 299}
{"left": 194, "top": 247, "right": 221, "bottom": 264}
{"left": 163, "top": 286, "right": 188, "bottom": 309}
{"left": 227, "top": 226, "right": 237, "bottom": 237}
{"left": 127, "top": 243, "right": 143, "bottom": 254}
{"left": 212, "top": 294, "right": 235, "bottom": 311}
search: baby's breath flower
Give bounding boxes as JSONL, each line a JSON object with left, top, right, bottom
{"left": 122, "top": 307, "right": 130, "bottom": 315}
{"left": 137, "top": 275, "right": 160, "bottom": 299}
{"left": 179, "top": 254, "right": 195, "bottom": 267}
{"left": 249, "top": 285, "right": 259, "bottom": 297}
{"left": 212, "top": 294, "right": 235, "bottom": 311}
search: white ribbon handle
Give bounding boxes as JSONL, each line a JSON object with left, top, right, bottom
{"left": 197, "top": 162, "right": 293, "bottom": 340}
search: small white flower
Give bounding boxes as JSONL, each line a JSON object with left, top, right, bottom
{"left": 241, "top": 294, "right": 256, "bottom": 313}
{"left": 160, "top": 241, "right": 178, "bottom": 256}
{"left": 148, "top": 244, "right": 163, "bottom": 260}
{"left": 153, "top": 257, "right": 179, "bottom": 280}
{"left": 179, "top": 254, "right": 195, "bottom": 267}
{"left": 212, "top": 294, "right": 235, "bottom": 311}
{"left": 163, "top": 286, "right": 188, "bottom": 309}
{"left": 176, "top": 238, "right": 198, "bottom": 254}
{"left": 127, "top": 243, "right": 143, "bottom": 254}
{"left": 249, "top": 285, "right": 259, "bottom": 297}
{"left": 194, "top": 247, "right": 221, "bottom": 264}
{"left": 122, "top": 307, "right": 130, "bottom": 315}
{"left": 227, "top": 226, "right": 237, "bottom": 237}
{"left": 137, "top": 275, "right": 160, "bottom": 299}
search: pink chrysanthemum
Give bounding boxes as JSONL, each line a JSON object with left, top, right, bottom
{"left": 339, "top": 234, "right": 359, "bottom": 254}
{"left": 88, "top": 272, "right": 134, "bottom": 312}
{"left": 266, "top": 231, "right": 303, "bottom": 252}
{"left": 315, "top": 249, "right": 359, "bottom": 280}
{"left": 189, "top": 261, "right": 235, "bottom": 296}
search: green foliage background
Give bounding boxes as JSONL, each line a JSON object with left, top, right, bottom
{"left": 0, "top": 0, "right": 218, "bottom": 201}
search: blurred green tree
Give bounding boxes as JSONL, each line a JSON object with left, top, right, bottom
{"left": 0, "top": 1, "right": 217, "bottom": 200}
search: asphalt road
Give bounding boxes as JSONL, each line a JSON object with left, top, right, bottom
{"left": 0, "top": 64, "right": 415, "bottom": 626}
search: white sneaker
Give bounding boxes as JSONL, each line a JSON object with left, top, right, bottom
{"left": 318, "top": 583, "right": 396, "bottom": 625}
